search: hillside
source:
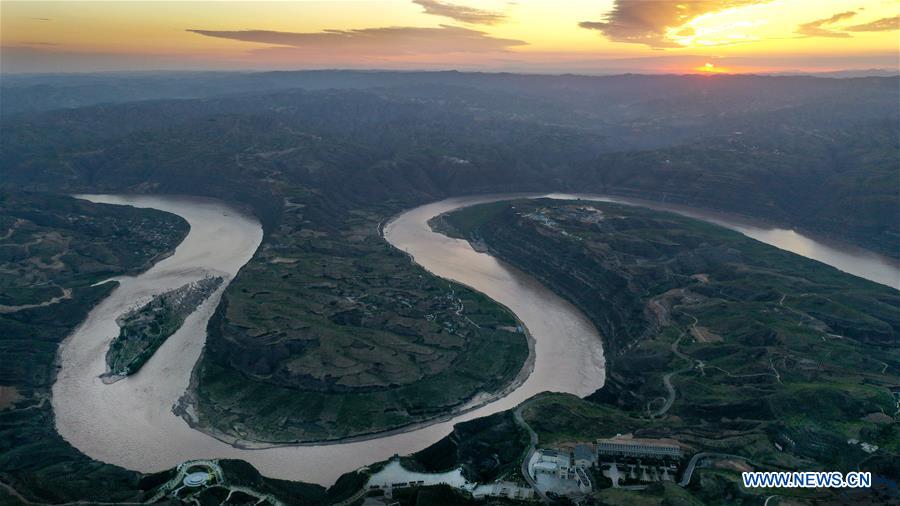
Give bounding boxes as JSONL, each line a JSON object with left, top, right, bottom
{"left": 0, "top": 192, "right": 188, "bottom": 503}
{"left": 439, "top": 199, "right": 899, "bottom": 500}
{"left": 2, "top": 74, "right": 897, "bottom": 256}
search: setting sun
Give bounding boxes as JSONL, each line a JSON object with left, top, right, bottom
{"left": 2, "top": 0, "right": 898, "bottom": 73}
{"left": 696, "top": 62, "right": 729, "bottom": 74}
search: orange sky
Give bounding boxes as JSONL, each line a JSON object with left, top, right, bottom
{"left": 2, "top": 1, "right": 898, "bottom": 73}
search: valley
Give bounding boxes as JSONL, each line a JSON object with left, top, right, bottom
{"left": 0, "top": 70, "right": 897, "bottom": 505}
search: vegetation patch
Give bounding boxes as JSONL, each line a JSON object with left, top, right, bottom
{"left": 191, "top": 190, "right": 530, "bottom": 443}
{"left": 442, "top": 199, "right": 899, "bottom": 500}
{"left": 105, "top": 276, "right": 222, "bottom": 378}
{"left": 404, "top": 411, "right": 529, "bottom": 483}
{"left": 0, "top": 192, "right": 188, "bottom": 503}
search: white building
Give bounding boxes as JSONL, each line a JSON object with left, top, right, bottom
{"left": 531, "top": 449, "right": 573, "bottom": 479}
{"left": 596, "top": 437, "right": 683, "bottom": 461}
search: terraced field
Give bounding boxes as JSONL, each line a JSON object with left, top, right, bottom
{"left": 191, "top": 193, "right": 530, "bottom": 443}
{"left": 441, "top": 199, "right": 900, "bottom": 500}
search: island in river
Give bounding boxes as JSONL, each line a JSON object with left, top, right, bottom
{"left": 104, "top": 276, "right": 223, "bottom": 380}
{"left": 434, "top": 198, "right": 899, "bottom": 504}
{"left": 0, "top": 192, "right": 190, "bottom": 503}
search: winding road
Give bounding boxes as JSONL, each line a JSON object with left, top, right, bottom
{"left": 650, "top": 335, "right": 697, "bottom": 418}
{"left": 678, "top": 452, "right": 752, "bottom": 487}
{"left": 513, "top": 398, "right": 548, "bottom": 502}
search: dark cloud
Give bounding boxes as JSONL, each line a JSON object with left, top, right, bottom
{"left": 796, "top": 11, "right": 857, "bottom": 38}
{"left": 579, "top": 1, "right": 769, "bottom": 49}
{"left": 413, "top": 0, "right": 506, "bottom": 25}
{"left": 187, "top": 25, "right": 525, "bottom": 55}
{"left": 845, "top": 15, "right": 900, "bottom": 32}
{"left": 29, "top": 17, "right": 52, "bottom": 21}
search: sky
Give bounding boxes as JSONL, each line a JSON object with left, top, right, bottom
{"left": 1, "top": 0, "right": 898, "bottom": 74}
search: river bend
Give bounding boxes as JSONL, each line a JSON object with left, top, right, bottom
{"left": 52, "top": 193, "right": 898, "bottom": 486}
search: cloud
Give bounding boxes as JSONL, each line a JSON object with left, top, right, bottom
{"left": 845, "top": 15, "right": 900, "bottom": 32}
{"left": 796, "top": 11, "right": 857, "bottom": 38}
{"left": 796, "top": 11, "right": 898, "bottom": 38}
{"left": 578, "top": 0, "right": 768, "bottom": 49}
{"left": 413, "top": 0, "right": 506, "bottom": 25}
{"left": 187, "top": 25, "right": 525, "bottom": 55}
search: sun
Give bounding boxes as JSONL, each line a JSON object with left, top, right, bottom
{"left": 695, "top": 62, "right": 728, "bottom": 74}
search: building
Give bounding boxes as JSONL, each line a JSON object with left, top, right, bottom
{"left": 183, "top": 472, "right": 210, "bottom": 487}
{"left": 596, "top": 437, "right": 683, "bottom": 461}
{"left": 575, "top": 467, "right": 592, "bottom": 493}
{"left": 573, "top": 444, "right": 595, "bottom": 468}
{"left": 531, "top": 449, "right": 572, "bottom": 479}
{"left": 529, "top": 447, "right": 597, "bottom": 496}
{"left": 472, "top": 482, "right": 534, "bottom": 500}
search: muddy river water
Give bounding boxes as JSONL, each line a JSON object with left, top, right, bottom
{"left": 52, "top": 193, "right": 898, "bottom": 486}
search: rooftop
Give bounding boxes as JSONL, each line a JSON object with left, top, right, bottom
{"left": 574, "top": 444, "right": 593, "bottom": 461}
{"left": 183, "top": 472, "right": 210, "bottom": 487}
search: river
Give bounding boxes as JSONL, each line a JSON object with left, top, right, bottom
{"left": 543, "top": 193, "right": 898, "bottom": 289}
{"left": 52, "top": 193, "right": 898, "bottom": 487}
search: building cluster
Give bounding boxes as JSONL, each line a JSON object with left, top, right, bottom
{"left": 561, "top": 205, "right": 606, "bottom": 225}
{"left": 595, "top": 436, "right": 683, "bottom": 488}
{"left": 596, "top": 437, "right": 683, "bottom": 461}
{"left": 529, "top": 445, "right": 595, "bottom": 494}
{"left": 530, "top": 436, "right": 686, "bottom": 495}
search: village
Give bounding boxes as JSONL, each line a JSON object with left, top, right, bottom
{"left": 526, "top": 435, "right": 684, "bottom": 500}
{"left": 357, "top": 435, "right": 694, "bottom": 504}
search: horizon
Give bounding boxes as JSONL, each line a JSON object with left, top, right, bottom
{"left": 4, "top": 67, "right": 899, "bottom": 78}
{"left": 2, "top": 0, "right": 898, "bottom": 75}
